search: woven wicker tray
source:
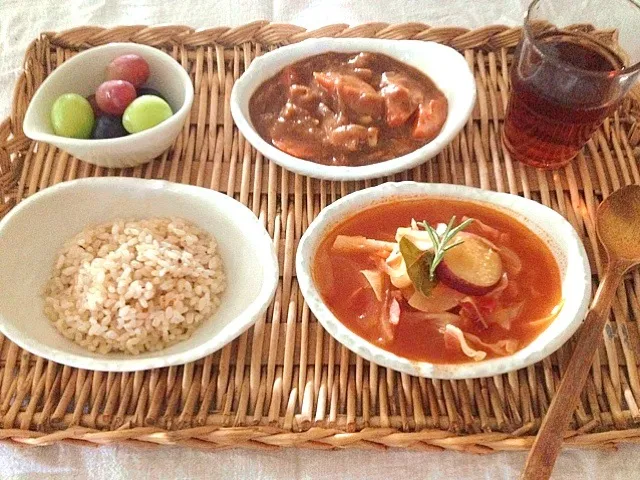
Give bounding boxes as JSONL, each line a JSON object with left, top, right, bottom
{"left": 1, "top": 21, "right": 640, "bottom": 451}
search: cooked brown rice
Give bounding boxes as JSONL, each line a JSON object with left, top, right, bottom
{"left": 44, "top": 217, "right": 226, "bottom": 355}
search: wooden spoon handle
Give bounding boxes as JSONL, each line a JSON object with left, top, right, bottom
{"left": 521, "top": 268, "right": 621, "bottom": 480}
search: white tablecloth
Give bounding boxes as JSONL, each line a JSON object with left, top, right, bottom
{"left": 0, "top": 1, "right": 638, "bottom": 479}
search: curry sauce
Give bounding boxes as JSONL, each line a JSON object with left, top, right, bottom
{"left": 249, "top": 52, "right": 448, "bottom": 166}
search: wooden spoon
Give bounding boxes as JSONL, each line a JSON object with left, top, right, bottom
{"left": 522, "top": 184, "right": 640, "bottom": 480}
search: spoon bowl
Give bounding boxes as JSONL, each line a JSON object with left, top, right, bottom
{"left": 597, "top": 184, "right": 640, "bottom": 263}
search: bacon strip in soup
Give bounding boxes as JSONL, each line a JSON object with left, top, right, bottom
{"left": 312, "top": 199, "right": 563, "bottom": 364}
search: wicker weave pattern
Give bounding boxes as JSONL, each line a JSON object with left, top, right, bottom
{"left": 1, "top": 22, "right": 640, "bottom": 451}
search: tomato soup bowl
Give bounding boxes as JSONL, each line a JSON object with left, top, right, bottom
{"left": 296, "top": 182, "right": 591, "bottom": 379}
{"left": 231, "top": 38, "right": 476, "bottom": 181}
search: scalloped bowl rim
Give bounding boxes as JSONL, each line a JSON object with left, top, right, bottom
{"left": 296, "top": 182, "right": 592, "bottom": 379}
{"left": 231, "top": 38, "right": 476, "bottom": 181}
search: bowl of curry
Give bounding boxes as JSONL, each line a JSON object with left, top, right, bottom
{"left": 231, "top": 38, "right": 475, "bottom": 180}
{"left": 296, "top": 182, "right": 592, "bottom": 379}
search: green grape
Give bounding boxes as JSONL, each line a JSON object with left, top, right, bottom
{"left": 50, "top": 93, "right": 95, "bottom": 139}
{"left": 122, "top": 95, "right": 173, "bottom": 134}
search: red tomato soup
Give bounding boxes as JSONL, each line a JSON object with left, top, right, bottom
{"left": 312, "top": 199, "right": 563, "bottom": 364}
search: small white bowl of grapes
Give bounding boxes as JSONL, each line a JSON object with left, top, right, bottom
{"left": 23, "top": 42, "right": 194, "bottom": 169}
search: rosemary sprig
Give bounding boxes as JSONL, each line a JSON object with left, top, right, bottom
{"left": 419, "top": 216, "right": 474, "bottom": 281}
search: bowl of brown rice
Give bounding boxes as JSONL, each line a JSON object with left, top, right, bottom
{"left": 0, "top": 177, "right": 278, "bottom": 371}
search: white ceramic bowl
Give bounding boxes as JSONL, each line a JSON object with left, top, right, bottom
{"left": 0, "top": 178, "right": 278, "bottom": 372}
{"left": 231, "top": 38, "right": 476, "bottom": 181}
{"left": 296, "top": 182, "right": 592, "bottom": 379}
{"left": 23, "top": 43, "right": 194, "bottom": 169}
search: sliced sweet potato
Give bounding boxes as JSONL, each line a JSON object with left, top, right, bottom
{"left": 435, "top": 233, "right": 503, "bottom": 296}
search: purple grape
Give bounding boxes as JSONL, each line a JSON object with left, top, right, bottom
{"left": 92, "top": 115, "right": 128, "bottom": 139}
{"left": 136, "top": 87, "right": 166, "bottom": 102}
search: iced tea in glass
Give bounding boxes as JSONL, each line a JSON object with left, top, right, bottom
{"left": 503, "top": 0, "right": 640, "bottom": 169}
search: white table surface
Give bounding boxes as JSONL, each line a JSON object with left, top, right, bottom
{"left": 0, "top": 1, "right": 638, "bottom": 479}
